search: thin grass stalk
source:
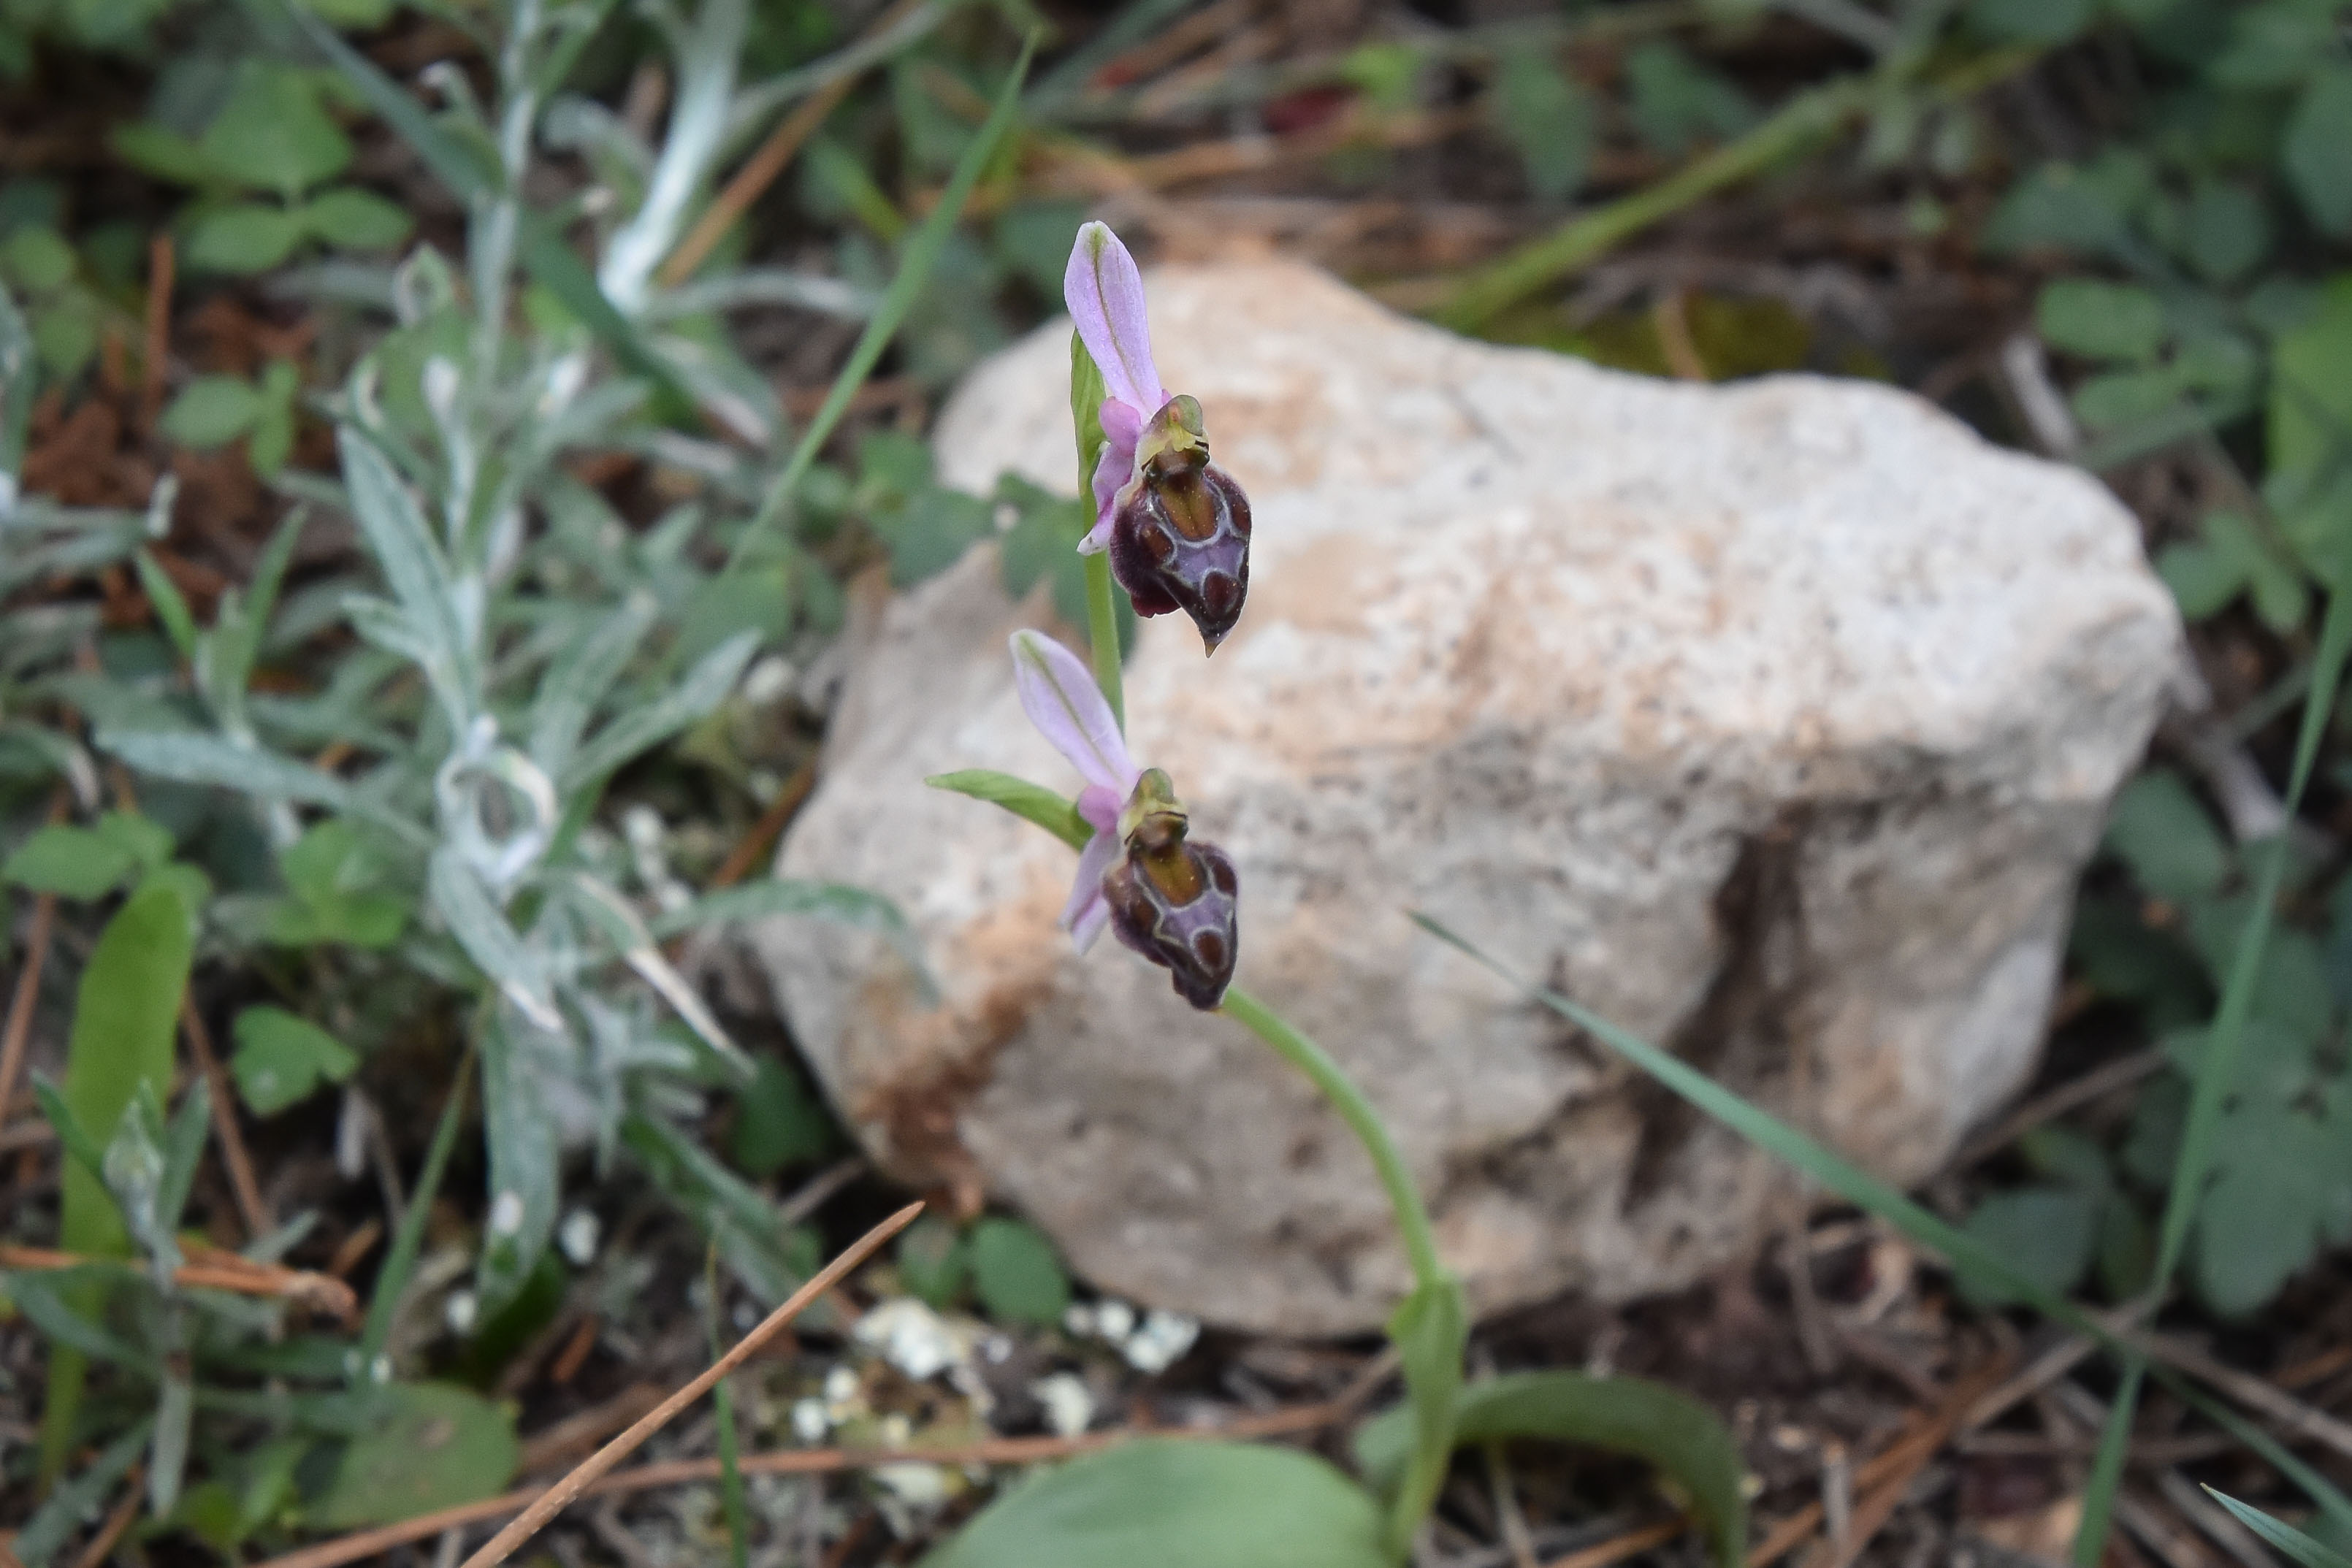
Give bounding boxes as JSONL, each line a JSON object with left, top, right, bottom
{"left": 725, "top": 36, "right": 1039, "bottom": 573}
{"left": 704, "top": 1246, "right": 750, "bottom": 1568}
{"left": 1082, "top": 552, "right": 1125, "bottom": 730}
{"left": 354, "top": 1045, "right": 475, "bottom": 1384}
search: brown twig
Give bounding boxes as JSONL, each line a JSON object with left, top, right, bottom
{"left": 1547, "top": 1519, "right": 1687, "bottom": 1568}
{"left": 1652, "top": 288, "right": 1708, "bottom": 381}
{"left": 516, "top": 1382, "right": 667, "bottom": 1476}
{"left": 657, "top": 0, "right": 929, "bottom": 288}
{"left": 2131, "top": 1332, "right": 2352, "bottom": 1465}
{"left": 1954, "top": 1047, "right": 2166, "bottom": 1166}
{"left": 709, "top": 757, "right": 820, "bottom": 891}
{"left": 140, "top": 235, "right": 174, "bottom": 434}
{"left": 253, "top": 1388, "right": 1353, "bottom": 1568}
{"left": 68, "top": 1463, "right": 145, "bottom": 1568}
{"left": 0, "top": 1243, "right": 356, "bottom": 1320}
{"left": 547, "top": 1315, "right": 601, "bottom": 1388}
{"left": 1791, "top": 1355, "right": 2015, "bottom": 1568}
{"left": 181, "top": 997, "right": 272, "bottom": 1239}
{"left": 0, "top": 890, "right": 58, "bottom": 1139}
{"left": 456, "top": 1201, "right": 924, "bottom": 1568}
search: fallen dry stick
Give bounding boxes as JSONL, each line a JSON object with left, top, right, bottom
{"left": 181, "top": 996, "right": 274, "bottom": 1240}
{"left": 1795, "top": 1355, "right": 2015, "bottom": 1568}
{"left": 457, "top": 1201, "right": 925, "bottom": 1568}
{"left": 0, "top": 1243, "right": 356, "bottom": 1320}
{"left": 253, "top": 1391, "right": 1352, "bottom": 1568}
{"left": 1546, "top": 1518, "right": 1686, "bottom": 1568}
{"left": 1748, "top": 1353, "right": 2015, "bottom": 1568}
{"left": 0, "top": 881, "right": 61, "bottom": 1124}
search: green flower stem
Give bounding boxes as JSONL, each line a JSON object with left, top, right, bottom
{"left": 1218, "top": 985, "right": 1445, "bottom": 1293}
{"left": 1083, "top": 551, "right": 1126, "bottom": 730}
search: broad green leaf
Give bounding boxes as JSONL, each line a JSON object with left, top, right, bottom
{"left": 309, "top": 1383, "right": 518, "bottom": 1529}
{"left": 1958, "top": 1185, "right": 2101, "bottom": 1307}
{"left": 2269, "top": 277, "right": 2352, "bottom": 586}
{"left": 1356, "top": 1372, "right": 1747, "bottom": 1568}
{"left": 230, "top": 1006, "right": 359, "bottom": 1116}
{"left": 896, "top": 1215, "right": 969, "bottom": 1310}
{"left": 1622, "top": 40, "right": 1752, "bottom": 157}
{"left": 925, "top": 770, "right": 1090, "bottom": 850}
{"left": 2103, "top": 768, "right": 2229, "bottom": 902}
{"left": 968, "top": 1216, "right": 1070, "bottom": 1326}
{"left": 110, "top": 122, "right": 218, "bottom": 186}
{"left": 1, "top": 225, "right": 75, "bottom": 291}
{"left": 2205, "top": 1490, "right": 2352, "bottom": 1568}
{"left": 2285, "top": 67, "right": 2352, "bottom": 237}
{"left": 730, "top": 1052, "right": 836, "bottom": 1179}
{"left": 2036, "top": 279, "right": 2166, "bottom": 364}
{"left": 2183, "top": 182, "right": 2271, "bottom": 285}
{"left": 297, "top": 186, "right": 412, "bottom": 251}
{"left": 59, "top": 879, "right": 196, "bottom": 1259}
{"left": 2193, "top": 1085, "right": 2351, "bottom": 1315}
{"left": 1492, "top": 53, "right": 1594, "bottom": 204}
{"left": 1982, "top": 156, "right": 2142, "bottom": 258}
{"left": 265, "top": 819, "right": 407, "bottom": 948}
{"left": 186, "top": 205, "right": 305, "bottom": 275}
{"left": 160, "top": 374, "right": 265, "bottom": 447}
{"left": 41, "top": 879, "right": 195, "bottom": 1477}
{"left": 199, "top": 64, "right": 351, "bottom": 201}
{"left": 4, "top": 811, "right": 169, "bottom": 898}
{"left": 920, "top": 1439, "right": 1386, "bottom": 1568}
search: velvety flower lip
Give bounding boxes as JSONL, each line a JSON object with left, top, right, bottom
{"left": 1009, "top": 628, "right": 1139, "bottom": 951}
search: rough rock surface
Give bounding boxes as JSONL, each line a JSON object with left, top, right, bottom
{"left": 754, "top": 262, "right": 2183, "bottom": 1335}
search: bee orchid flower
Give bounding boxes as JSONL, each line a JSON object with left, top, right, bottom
{"left": 1064, "top": 222, "right": 1253, "bottom": 654}
{"left": 1011, "top": 630, "right": 1240, "bottom": 1009}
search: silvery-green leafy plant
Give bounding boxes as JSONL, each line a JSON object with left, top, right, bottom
{"left": 923, "top": 223, "right": 1749, "bottom": 1568}
{"left": 91, "top": 0, "right": 931, "bottom": 1328}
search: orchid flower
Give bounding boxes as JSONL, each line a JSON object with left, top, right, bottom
{"left": 1064, "top": 222, "right": 1254, "bottom": 654}
{"left": 1012, "top": 627, "right": 1137, "bottom": 952}
{"left": 1010, "top": 629, "right": 1240, "bottom": 1008}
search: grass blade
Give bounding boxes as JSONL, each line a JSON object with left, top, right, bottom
{"left": 706, "top": 1247, "right": 751, "bottom": 1568}
{"left": 726, "top": 33, "right": 1039, "bottom": 571}
{"left": 355, "top": 1045, "right": 475, "bottom": 1383}
{"left": 2203, "top": 1490, "right": 2351, "bottom": 1568}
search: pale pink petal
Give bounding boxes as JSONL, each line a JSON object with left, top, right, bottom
{"left": 1076, "top": 783, "right": 1123, "bottom": 833}
{"left": 1064, "top": 222, "right": 1165, "bottom": 416}
{"left": 1081, "top": 399, "right": 1142, "bottom": 552}
{"left": 1060, "top": 827, "right": 1120, "bottom": 952}
{"left": 1010, "top": 630, "right": 1135, "bottom": 792}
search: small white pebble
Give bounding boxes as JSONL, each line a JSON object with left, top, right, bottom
{"left": 1061, "top": 1303, "right": 1096, "bottom": 1337}
{"left": 855, "top": 1299, "right": 969, "bottom": 1382}
{"left": 1092, "top": 1299, "right": 1135, "bottom": 1342}
{"left": 1121, "top": 1309, "right": 1201, "bottom": 1374}
{"left": 488, "top": 1190, "right": 525, "bottom": 1237}
{"left": 872, "top": 1462, "right": 947, "bottom": 1508}
{"left": 741, "top": 656, "right": 797, "bottom": 707}
{"left": 791, "top": 1398, "right": 830, "bottom": 1444}
{"left": 1029, "top": 1372, "right": 1094, "bottom": 1439}
{"left": 879, "top": 1412, "right": 913, "bottom": 1448}
{"left": 557, "top": 1209, "right": 600, "bottom": 1266}
{"left": 444, "top": 1290, "right": 478, "bottom": 1335}
{"left": 823, "top": 1366, "right": 861, "bottom": 1407}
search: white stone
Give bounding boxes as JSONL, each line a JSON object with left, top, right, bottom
{"left": 754, "top": 262, "right": 2182, "bottom": 1335}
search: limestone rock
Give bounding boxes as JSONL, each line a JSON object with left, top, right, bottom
{"left": 753, "top": 262, "right": 2182, "bottom": 1335}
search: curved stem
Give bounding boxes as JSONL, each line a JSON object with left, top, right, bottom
{"left": 1218, "top": 984, "right": 1445, "bottom": 1293}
